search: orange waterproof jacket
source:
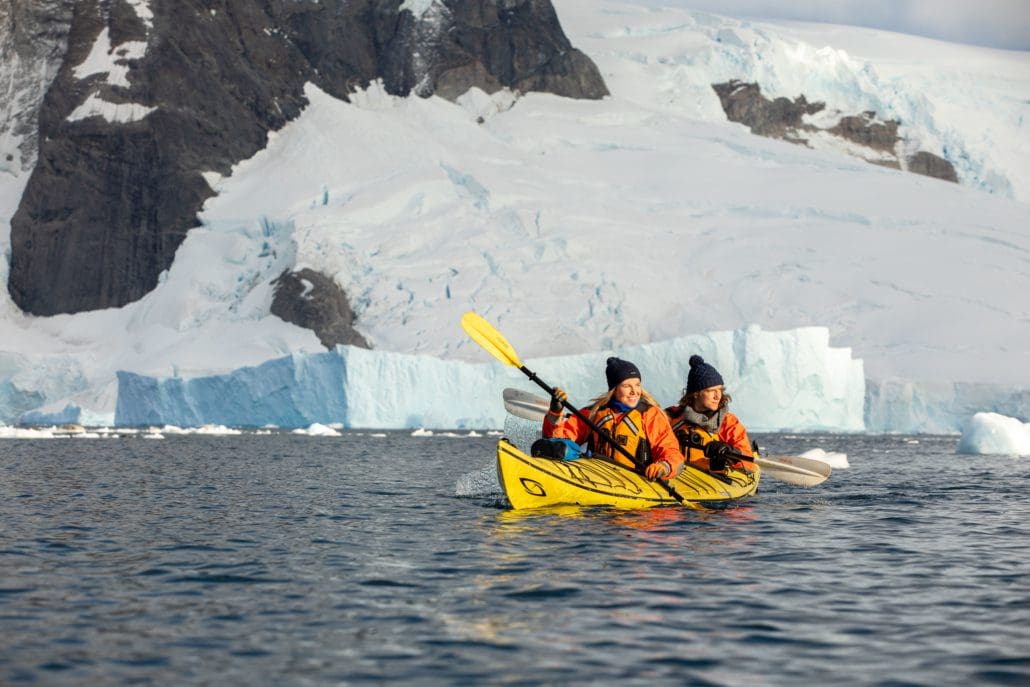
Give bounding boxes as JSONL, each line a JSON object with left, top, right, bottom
{"left": 544, "top": 402, "right": 685, "bottom": 476}
{"left": 665, "top": 406, "right": 755, "bottom": 471}
{"left": 717, "top": 412, "right": 753, "bottom": 455}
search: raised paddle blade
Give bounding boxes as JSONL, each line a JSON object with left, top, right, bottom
{"left": 460, "top": 312, "right": 522, "bottom": 368}
{"left": 502, "top": 387, "right": 551, "bottom": 421}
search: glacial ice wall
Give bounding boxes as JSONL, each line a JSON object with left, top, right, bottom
{"left": 113, "top": 325, "right": 866, "bottom": 431}
{"left": 865, "top": 380, "right": 1030, "bottom": 434}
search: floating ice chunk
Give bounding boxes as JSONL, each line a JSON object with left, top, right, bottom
{"left": 292, "top": 423, "right": 341, "bottom": 436}
{"left": 957, "top": 412, "right": 1030, "bottom": 455}
{"left": 0, "top": 425, "right": 58, "bottom": 439}
{"left": 194, "top": 424, "right": 242, "bottom": 435}
{"left": 799, "top": 448, "right": 850, "bottom": 468}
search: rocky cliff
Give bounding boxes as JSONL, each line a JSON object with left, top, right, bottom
{"left": 5, "top": 0, "right": 608, "bottom": 328}
{"left": 712, "top": 80, "right": 958, "bottom": 183}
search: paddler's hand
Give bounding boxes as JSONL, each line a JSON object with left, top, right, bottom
{"left": 705, "top": 441, "right": 736, "bottom": 471}
{"left": 704, "top": 441, "right": 733, "bottom": 459}
{"left": 549, "top": 387, "right": 568, "bottom": 414}
{"left": 644, "top": 461, "right": 671, "bottom": 480}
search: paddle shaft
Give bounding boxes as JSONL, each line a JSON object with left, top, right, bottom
{"left": 520, "top": 365, "right": 686, "bottom": 502}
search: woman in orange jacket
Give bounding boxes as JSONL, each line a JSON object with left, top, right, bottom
{"left": 665, "top": 355, "right": 756, "bottom": 473}
{"left": 543, "top": 357, "right": 685, "bottom": 481}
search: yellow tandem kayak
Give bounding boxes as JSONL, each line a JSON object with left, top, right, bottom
{"left": 496, "top": 439, "right": 760, "bottom": 510}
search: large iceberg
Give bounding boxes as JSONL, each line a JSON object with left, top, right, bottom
{"left": 113, "top": 325, "right": 866, "bottom": 431}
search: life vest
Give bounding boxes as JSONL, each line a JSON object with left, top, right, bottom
{"left": 667, "top": 407, "right": 756, "bottom": 472}
{"left": 588, "top": 401, "right": 651, "bottom": 469}
{"left": 668, "top": 413, "right": 719, "bottom": 466}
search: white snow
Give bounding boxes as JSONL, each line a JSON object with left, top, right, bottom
{"left": 73, "top": 29, "right": 148, "bottom": 87}
{"left": 67, "top": 93, "right": 156, "bottom": 124}
{"left": 125, "top": 0, "right": 154, "bottom": 30}
{"left": 68, "top": 22, "right": 153, "bottom": 124}
{"left": 0, "top": 1, "right": 1028, "bottom": 433}
{"left": 399, "top": 1, "right": 439, "bottom": 21}
{"left": 957, "top": 412, "right": 1030, "bottom": 455}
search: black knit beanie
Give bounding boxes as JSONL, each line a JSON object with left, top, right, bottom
{"left": 605, "top": 357, "right": 641, "bottom": 389}
{"left": 686, "top": 355, "right": 724, "bottom": 393}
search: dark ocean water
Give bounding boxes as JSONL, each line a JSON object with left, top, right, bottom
{"left": 1, "top": 429, "right": 1028, "bottom": 686}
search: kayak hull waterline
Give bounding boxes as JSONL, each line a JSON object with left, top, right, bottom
{"left": 496, "top": 439, "right": 760, "bottom": 510}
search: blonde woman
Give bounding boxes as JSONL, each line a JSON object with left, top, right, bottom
{"left": 544, "top": 357, "right": 685, "bottom": 480}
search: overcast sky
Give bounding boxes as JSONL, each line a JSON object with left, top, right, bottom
{"left": 658, "top": 0, "right": 1030, "bottom": 50}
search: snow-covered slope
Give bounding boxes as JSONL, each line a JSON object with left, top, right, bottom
{"left": 559, "top": 4, "right": 1030, "bottom": 200}
{"left": 1, "top": 1, "right": 1028, "bottom": 430}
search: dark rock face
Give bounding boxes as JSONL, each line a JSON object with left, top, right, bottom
{"left": 711, "top": 80, "right": 824, "bottom": 140}
{"left": 907, "top": 151, "right": 959, "bottom": 183}
{"left": 8, "top": 0, "right": 609, "bottom": 317}
{"left": 271, "top": 269, "right": 370, "bottom": 350}
{"left": 0, "top": 0, "right": 77, "bottom": 174}
{"left": 829, "top": 114, "right": 899, "bottom": 154}
{"left": 712, "top": 79, "right": 957, "bottom": 183}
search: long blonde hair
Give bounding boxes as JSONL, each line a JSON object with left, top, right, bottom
{"left": 586, "top": 388, "right": 663, "bottom": 421}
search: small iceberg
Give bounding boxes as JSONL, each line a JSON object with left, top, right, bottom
{"left": 800, "top": 447, "right": 850, "bottom": 468}
{"left": 957, "top": 412, "right": 1030, "bottom": 455}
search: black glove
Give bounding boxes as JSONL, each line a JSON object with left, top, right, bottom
{"left": 705, "top": 441, "right": 733, "bottom": 471}
{"left": 549, "top": 387, "right": 568, "bottom": 413}
{"left": 704, "top": 441, "right": 733, "bottom": 459}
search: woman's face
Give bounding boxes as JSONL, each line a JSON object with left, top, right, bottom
{"left": 613, "top": 378, "right": 642, "bottom": 407}
{"left": 693, "top": 385, "right": 723, "bottom": 412}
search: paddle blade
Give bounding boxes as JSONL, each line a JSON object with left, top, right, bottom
{"left": 755, "top": 455, "right": 831, "bottom": 487}
{"left": 503, "top": 387, "right": 550, "bottom": 421}
{"left": 461, "top": 312, "right": 522, "bottom": 368}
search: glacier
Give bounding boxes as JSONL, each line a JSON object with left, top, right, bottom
{"left": 14, "top": 322, "right": 1028, "bottom": 434}
{"left": 112, "top": 324, "right": 866, "bottom": 430}
{"left": 12, "top": 325, "right": 1026, "bottom": 434}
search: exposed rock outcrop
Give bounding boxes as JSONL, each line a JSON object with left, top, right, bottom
{"left": 712, "top": 79, "right": 957, "bottom": 183}
{"left": 829, "top": 113, "right": 899, "bottom": 154}
{"left": 7, "top": 0, "right": 609, "bottom": 318}
{"left": 271, "top": 269, "right": 370, "bottom": 350}
{"left": 906, "top": 151, "right": 959, "bottom": 183}
{"left": 711, "top": 80, "right": 825, "bottom": 141}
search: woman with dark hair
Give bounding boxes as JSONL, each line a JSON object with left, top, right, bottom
{"left": 544, "top": 357, "right": 685, "bottom": 481}
{"left": 665, "top": 355, "right": 756, "bottom": 473}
